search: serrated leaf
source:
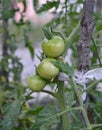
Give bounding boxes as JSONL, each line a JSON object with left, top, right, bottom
{"left": 65, "top": 91, "right": 75, "bottom": 106}
{"left": 71, "top": 109, "right": 81, "bottom": 121}
{"left": 71, "top": 121, "right": 85, "bottom": 130}
{"left": 27, "top": 106, "right": 44, "bottom": 115}
{"left": 40, "top": 125, "right": 50, "bottom": 130}
{"left": 37, "top": 1, "right": 59, "bottom": 13}
{"left": 39, "top": 105, "right": 60, "bottom": 125}
{"left": 30, "top": 125, "right": 40, "bottom": 130}
{"left": 56, "top": 121, "right": 63, "bottom": 130}
{"left": 52, "top": 61, "right": 74, "bottom": 76}
{"left": 89, "top": 91, "right": 102, "bottom": 104}
{"left": 89, "top": 102, "right": 102, "bottom": 121}
{"left": 30, "top": 105, "right": 60, "bottom": 130}
{"left": 0, "top": 100, "right": 24, "bottom": 130}
{"left": 71, "top": 119, "right": 85, "bottom": 130}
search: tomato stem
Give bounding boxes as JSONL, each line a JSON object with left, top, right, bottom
{"left": 91, "top": 124, "right": 102, "bottom": 129}
{"left": 56, "top": 81, "right": 70, "bottom": 130}
{"left": 70, "top": 78, "right": 91, "bottom": 130}
{"left": 63, "top": 23, "right": 80, "bottom": 57}
{"left": 42, "top": 90, "right": 57, "bottom": 98}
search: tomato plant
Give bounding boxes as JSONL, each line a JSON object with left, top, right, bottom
{"left": 37, "top": 58, "right": 59, "bottom": 80}
{"left": 27, "top": 74, "right": 46, "bottom": 92}
{"left": 1, "top": 0, "right": 102, "bottom": 130}
{"left": 42, "top": 36, "right": 65, "bottom": 58}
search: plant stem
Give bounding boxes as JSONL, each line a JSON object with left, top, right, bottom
{"left": 56, "top": 81, "right": 70, "bottom": 130}
{"left": 70, "top": 78, "right": 91, "bottom": 130}
{"left": 44, "top": 106, "right": 81, "bottom": 121}
{"left": 57, "top": 106, "right": 81, "bottom": 117}
{"left": 91, "top": 36, "right": 102, "bottom": 66}
{"left": 91, "top": 123, "right": 102, "bottom": 129}
{"left": 42, "top": 90, "right": 57, "bottom": 98}
{"left": 63, "top": 23, "right": 80, "bottom": 57}
{"left": 85, "top": 79, "right": 102, "bottom": 92}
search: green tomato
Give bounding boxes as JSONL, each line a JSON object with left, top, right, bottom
{"left": 42, "top": 36, "right": 65, "bottom": 58}
{"left": 37, "top": 58, "right": 59, "bottom": 80}
{"left": 27, "top": 74, "right": 46, "bottom": 92}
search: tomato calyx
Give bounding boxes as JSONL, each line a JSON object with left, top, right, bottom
{"left": 42, "top": 26, "right": 53, "bottom": 40}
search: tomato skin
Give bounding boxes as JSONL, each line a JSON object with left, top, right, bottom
{"left": 37, "top": 58, "right": 59, "bottom": 80}
{"left": 42, "top": 36, "right": 65, "bottom": 58}
{"left": 27, "top": 75, "right": 46, "bottom": 92}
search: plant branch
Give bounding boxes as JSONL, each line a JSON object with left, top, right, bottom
{"left": 91, "top": 124, "right": 102, "bottom": 129}
{"left": 71, "top": 78, "right": 91, "bottom": 129}
{"left": 85, "top": 79, "right": 102, "bottom": 92}
{"left": 91, "top": 36, "right": 102, "bottom": 66}
{"left": 56, "top": 81, "right": 70, "bottom": 130}
{"left": 44, "top": 106, "right": 82, "bottom": 121}
{"left": 42, "top": 90, "right": 57, "bottom": 98}
{"left": 63, "top": 23, "right": 80, "bottom": 57}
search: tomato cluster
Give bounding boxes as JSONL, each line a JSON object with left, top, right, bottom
{"left": 27, "top": 36, "right": 65, "bottom": 92}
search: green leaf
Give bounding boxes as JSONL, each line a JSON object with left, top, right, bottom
{"left": 27, "top": 42, "right": 34, "bottom": 60}
{"left": 2, "top": 0, "right": 15, "bottom": 20}
{"left": 89, "top": 91, "right": 102, "bottom": 104}
{"left": 30, "top": 105, "right": 60, "bottom": 130}
{"left": 40, "top": 125, "right": 50, "bottom": 130}
{"left": 52, "top": 61, "right": 74, "bottom": 76}
{"left": 89, "top": 103, "right": 102, "bottom": 122}
{"left": 71, "top": 108, "right": 85, "bottom": 130}
{"left": 33, "top": 0, "right": 39, "bottom": 11}
{"left": 65, "top": 91, "right": 75, "bottom": 106}
{"left": 96, "top": 22, "right": 102, "bottom": 31}
{"left": 27, "top": 105, "right": 44, "bottom": 115}
{"left": 42, "top": 26, "right": 53, "bottom": 39}
{"left": 56, "top": 120, "right": 63, "bottom": 130}
{"left": 71, "top": 120, "right": 85, "bottom": 130}
{"left": 71, "top": 109, "right": 81, "bottom": 121}
{"left": 39, "top": 105, "right": 60, "bottom": 126}
{"left": 0, "top": 87, "right": 4, "bottom": 106}
{"left": 37, "top": 1, "right": 60, "bottom": 13}
{"left": 0, "top": 100, "right": 24, "bottom": 130}
{"left": 23, "top": 28, "right": 34, "bottom": 59}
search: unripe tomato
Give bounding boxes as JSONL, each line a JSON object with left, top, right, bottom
{"left": 37, "top": 58, "right": 59, "bottom": 80}
{"left": 42, "top": 36, "right": 65, "bottom": 58}
{"left": 27, "top": 74, "right": 46, "bottom": 92}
